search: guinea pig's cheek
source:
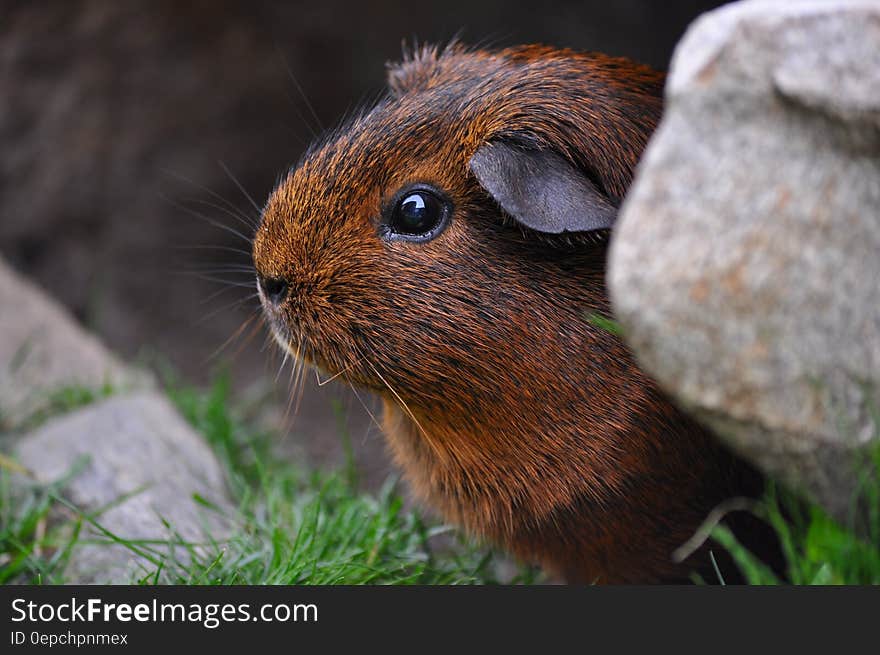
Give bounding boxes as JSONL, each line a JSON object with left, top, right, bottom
{"left": 269, "top": 324, "right": 293, "bottom": 354}
{"left": 257, "top": 294, "right": 283, "bottom": 330}
{"left": 263, "top": 309, "right": 291, "bottom": 346}
{"left": 255, "top": 289, "right": 295, "bottom": 347}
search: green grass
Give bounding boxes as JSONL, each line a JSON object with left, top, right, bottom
{"left": 142, "top": 373, "right": 529, "bottom": 584}
{"left": 3, "top": 373, "right": 878, "bottom": 585}
{"left": 586, "top": 312, "right": 624, "bottom": 337}
{"left": 0, "top": 459, "right": 88, "bottom": 584}
{"left": 0, "top": 374, "right": 535, "bottom": 585}
{"left": 0, "top": 382, "right": 113, "bottom": 584}
{"left": 710, "top": 447, "right": 880, "bottom": 585}
{"left": 0, "top": 472, "right": 63, "bottom": 583}
{"left": 11, "top": 382, "right": 115, "bottom": 432}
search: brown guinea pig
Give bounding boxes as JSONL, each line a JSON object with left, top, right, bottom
{"left": 252, "top": 43, "right": 771, "bottom": 583}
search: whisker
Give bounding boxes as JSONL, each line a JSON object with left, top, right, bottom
{"left": 204, "top": 310, "right": 261, "bottom": 363}
{"left": 162, "top": 193, "right": 254, "bottom": 245}
{"left": 181, "top": 265, "right": 256, "bottom": 274}
{"left": 275, "top": 45, "right": 324, "bottom": 136}
{"left": 184, "top": 265, "right": 254, "bottom": 280}
{"left": 173, "top": 244, "right": 254, "bottom": 258}
{"left": 279, "top": 89, "right": 320, "bottom": 142}
{"left": 281, "top": 338, "right": 304, "bottom": 429}
{"left": 346, "top": 381, "right": 385, "bottom": 442}
{"left": 186, "top": 196, "right": 259, "bottom": 232}
{"left": 259, "top": 329, "right": 276, "bottom": 354}
{"left": 199, "top": 293, "right": 260, "bottom": 324}
{"left": 202, "top": 284, "right": 249, "bottom": 306}
{"left": 315, "top": 359, "right": 359, "bottom": 387}
{"left": 228, "top": 312, "right": 267, "bottom": 362}
{"left": 203, "top": 287, "right": 258, "bottom": 307}
{"left": 161, "top": 168, "right": 260, "bottom": 227}
{"left": 292, "top": 350, "right": 310, "bottom": 418}
{"left": 183, "top": 273, "right": 255, "bottom": 288}
{"left": 219, "top": 161, "right": 263, "bottom": 216}
{"left": 355, "top": 343, "right": 427, "bottom": 439}
{"left": 277, "top": 120, "right": 310, "bottom": 149}
{"left": 275, "top": 345, "right": 291, "bottom": 384}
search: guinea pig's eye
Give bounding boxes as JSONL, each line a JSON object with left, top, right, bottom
{"left": 383, "top": 187, "right": 450, "bottom": 242}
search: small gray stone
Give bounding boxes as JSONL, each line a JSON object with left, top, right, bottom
{"left": 609, "top": 0, "right": 880, "bottom": 521}
{"left": 15, "top": 392, "right": 234, "bottom": 583}
{"left": 0, "top": 256, "right": 152, "bottom": 430}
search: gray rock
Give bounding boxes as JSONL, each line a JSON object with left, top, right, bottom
{"left": 0, "top": 256, "right": 151, "bottom": 430}
{"left": 609, "top": 0, "right": 880, "bottom": 521}
{"left": 15, "top": 392, "right": 234, "bottom": 583}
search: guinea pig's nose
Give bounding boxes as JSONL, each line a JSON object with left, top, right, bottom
{"left": 258, "top": 275, "right": 290, "bottom": 305}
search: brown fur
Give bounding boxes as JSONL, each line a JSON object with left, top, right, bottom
{"left": 252, "top": 43, "right": 769, "bottom": 583}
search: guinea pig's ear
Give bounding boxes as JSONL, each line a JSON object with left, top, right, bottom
{"left": 469, "top": 141, "right": 618, "bottom": 234}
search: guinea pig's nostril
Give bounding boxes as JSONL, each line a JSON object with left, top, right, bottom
{"left": 259, "top": 275, "right": 290, "bottom": 305}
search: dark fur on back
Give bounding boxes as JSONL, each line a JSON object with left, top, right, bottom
{"left": 253, "top": 43, "right": 773, "bottom": 583}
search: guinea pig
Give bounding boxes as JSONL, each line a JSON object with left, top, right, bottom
{"left": 252, "top": 43, "right": 773, "bottom": 583}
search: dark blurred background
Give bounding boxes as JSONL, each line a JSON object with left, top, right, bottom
{"left": 0, "top": 0, "right": 727, "bottom": 487}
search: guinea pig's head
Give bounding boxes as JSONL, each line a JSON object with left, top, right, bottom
{"left": 252, "top": 44, "right": 663, "bottom": 414}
